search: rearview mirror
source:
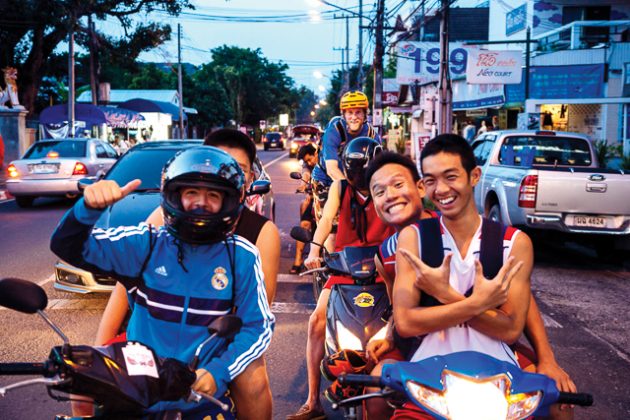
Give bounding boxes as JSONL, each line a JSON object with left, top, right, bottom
{"left": 289, "top": 172, "right": 303, "bottom": 180}
{"left": 290, "top": 226, "right": 313, "bottom": 243}
{"left": 0, "top": 278, "right": 48, "bottom": 314}
{"left": 247, "top": 179, "right": 271, "bottom": 196}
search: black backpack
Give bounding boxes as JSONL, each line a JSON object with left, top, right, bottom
{"left": 396, "top": 217, "right": 507, "bottom": 359}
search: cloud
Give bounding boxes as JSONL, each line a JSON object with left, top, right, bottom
{"left": 534, "top": 1, "right": 558, "bottom": 12}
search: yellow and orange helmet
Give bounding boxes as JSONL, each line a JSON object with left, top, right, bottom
{"left": 339, "top": 91, "right": 369, "bottom": 111}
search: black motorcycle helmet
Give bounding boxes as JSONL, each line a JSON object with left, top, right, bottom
{"left": 342, "top": 137, "right": 382, "bottom": 191}
{"left": 161, "top": 146, "right": 245, "bottom": 244}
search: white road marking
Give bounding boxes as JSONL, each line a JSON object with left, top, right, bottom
{"left": 271, "top": 302, "right": 315, "bottom": 314}
{"left": 582, "top": 326, "right": 630, "bottom": 365}
{"left": 277, "top": 273, "right": 311, "bottom": 284}
{"left": 38, "top": 274, "right": 55, "bottom": 287}
{"left": 2, "top": 273, "right": 314, "bottom": 314}
{"left": 263, "top": 152, "right": 289, "bottom": 169}
{"left": 541, "top": 313, "right": 563, "bottom": 328}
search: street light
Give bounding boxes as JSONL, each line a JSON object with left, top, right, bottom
{"left": 313, "top": 70, "right": 324, "bottom": 79}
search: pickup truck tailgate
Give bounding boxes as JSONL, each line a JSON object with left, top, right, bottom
{"left": 536, "top": 170, "right": 630, "bottom": 220}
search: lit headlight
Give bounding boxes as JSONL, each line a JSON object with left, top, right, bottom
{"left": 407, "top": 370, "right": 541, "bottom": 420}
{"left": 291, "top": 142, "right": 299, "bottom": 151}
{"left": 506, "top": 390, "right": 541, "bottom": 420}
{"left": 368, "top": 325, "right": 388, "bottom": 343}
{"left": 336, "top": 321, "right": 363, "bottom": 351}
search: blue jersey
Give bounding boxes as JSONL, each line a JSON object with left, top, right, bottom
{"left": 50, "top": 200, "right": 275, "bottom": 403}
{"left": 312, "top": 116, "right": 381, "bottom": 184}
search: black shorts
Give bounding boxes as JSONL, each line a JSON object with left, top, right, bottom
{"left": 300, "top": 199, "right": 315, "bottom": 223}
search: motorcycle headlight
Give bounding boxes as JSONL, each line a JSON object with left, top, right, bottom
{"left": 406, "top": 370, "right": 541, "bottom": 420}
{"left": 506, "top": 390, "right": 542, "bottom": 420}
{"left": 336, "top": 321, "right": 363, "bottom": 351}
{"left": 368, "top": 325, "right": 388, "bottom": 343}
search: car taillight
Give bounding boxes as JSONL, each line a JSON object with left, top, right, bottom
{"left": 7, "top": 164, "right": 19, "bottom": 178}
{"left": 518, "top": 175, "right": 538, "bottom": 208}
{"left": 72, "top": 162, "right": 88, "bottom": 175}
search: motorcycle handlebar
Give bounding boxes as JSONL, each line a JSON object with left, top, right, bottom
{"left": 0, "top": 362, "right": 48, "bottom": 376}
{"left": 557, "top": 392, "right": 593, "bottom": 406}
{"left": 338, "top": 374, "right": 382, "bottom": 388}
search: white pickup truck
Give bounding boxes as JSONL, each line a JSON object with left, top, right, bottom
{"left": 471, "top": 130, "right": 630, "bottom": 255}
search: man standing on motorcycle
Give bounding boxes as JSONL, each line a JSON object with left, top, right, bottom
{"left": 311, "top": 90, "right": 380, "bottom": 250}
{"left": 291, "top": 144, "right": 318, "bottom": 274}
{"left": 287, "top": 137, "right": 393, "bottom": 420}
{"left": 50, "top": 146, "right": 275, "bottom": 416}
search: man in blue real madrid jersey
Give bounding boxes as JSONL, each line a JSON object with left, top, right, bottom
{"left": 50, "top": 146, "right": 275, "bottom": 415}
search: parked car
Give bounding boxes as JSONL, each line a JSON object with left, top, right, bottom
{"left": 471, "top": 129, "right": 630, "bottom": 255}
{"left": 6, "top": 138, "right": 118, "bottom": 208}
{"left": 54, "top": 140, "right": 274, "bottom": 294}
{"left": 289, "top": 124, "right": 321, "bottom": 158}
{"left": 262, "top": 132, "right": 285, "bottom": 151}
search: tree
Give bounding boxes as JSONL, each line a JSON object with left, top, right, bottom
{"left": 0, "top": 0, "right": 192, "bottom": 113}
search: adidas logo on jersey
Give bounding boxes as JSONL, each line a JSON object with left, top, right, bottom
{"left": 154, "top": 266, "right": 168, "bottom": 276}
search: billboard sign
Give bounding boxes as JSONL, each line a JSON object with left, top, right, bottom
{"left": 506, "top": 4, "right": 527, "bottom": 36}
{"left": 396, "top": 42, "right": 473, "bottom": 84}
{"left": 466, "top": 50, "right": 523, "bottom": 84}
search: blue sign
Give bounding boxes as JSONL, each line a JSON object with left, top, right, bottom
{"left": 529, "top": 64, "right": 605, "bottom": 99}
{"left": 506, "top": 4, "right": 527, "bottom": 36}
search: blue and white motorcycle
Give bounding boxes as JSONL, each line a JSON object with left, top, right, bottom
{"left": 336, "top": 351, "right": 593, "bottom": 420}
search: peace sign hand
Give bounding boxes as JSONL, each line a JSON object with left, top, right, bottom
{"left": 399, "top": 248, "right": 453, "bottom": 303}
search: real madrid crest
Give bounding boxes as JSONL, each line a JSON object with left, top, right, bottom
{"left": 353, "top": 292, "right": 375, "bottom": 308}
{"left": 211, "top": 267, "right": 229, "bottom": 291}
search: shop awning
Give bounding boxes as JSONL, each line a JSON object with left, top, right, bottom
{"left": 40, "top": 104, "right": 107, "bottom": 127}
{"left": 118, "top": 98, "right": 188, "bottom": 122}
{"left": 98, "top": 106, "right": 145, "bottom": 128}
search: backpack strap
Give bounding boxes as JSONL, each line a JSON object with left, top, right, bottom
{"left": 462, "top": 218, "right": 506, "bottom": 297}
{"left": 479, "top": 218, "right": 506, "bottom": 279}
{"left": 417, "top": 217, "right": 445, "bottom": 308}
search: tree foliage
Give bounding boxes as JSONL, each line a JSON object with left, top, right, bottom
{"left": 0, "top": 0, "right": 192, "bottom": 113}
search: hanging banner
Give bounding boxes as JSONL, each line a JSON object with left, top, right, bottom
{"left": 466, "top": 50, "right": 523, "bottom": 84}
{"left": 529, "top": 64, "right": 604, "bottom": 99}
{"left": 396, "top": 42, "right": 474, "bottom": 84}
{"left": 452, "top": 80, "right": 504, "bottom": 110}
{"left": 506, "top": 4, "right": 527, "bottom": 36}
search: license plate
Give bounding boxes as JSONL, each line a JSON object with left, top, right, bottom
{"left": 32, "top": 164, "right": 59, "bottom": 174}
{"left": 571, "top": 215, "right": 607, "bottom": 228}
{"left": 271, "top": 143, "right": 277, "bottom": 147}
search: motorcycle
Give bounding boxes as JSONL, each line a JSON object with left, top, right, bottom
{"left": 290, "top": 171, "right": 325, "bottom": 299}
{"left": 335, "top": 351, "right": 594, "bottom": 420}
{"left": 0, "top": 277, "right": 241, "bottom": 419}
{"left": 290, "top": 227, "right": 390, "bottom": 418}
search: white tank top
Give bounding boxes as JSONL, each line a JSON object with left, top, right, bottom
{"left": 409, "top": 216, "right": 520, "bottom": 365}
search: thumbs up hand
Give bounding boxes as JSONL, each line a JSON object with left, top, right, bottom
{"left": 84, "top": 179, "right": 142, "bottom": 209}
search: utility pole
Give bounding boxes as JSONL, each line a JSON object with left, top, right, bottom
{"left": 68, "top": 14, "right": 75, "bottom": 137}
{"left": 333, "top": 14, "right": 352, "bottom": 92}
{"left": 357, "top": 0, "right": 363, "bottom": 89}
{"left": 88, "top": 15, "right": 98, "bottom": 106}
{"left": 177, "top": 23, "right": 185, "bottom": 139}
{"left": 373, "top": 0, "right": 385, "bottom": 132}
{"left": 437, "top": 0, "right": 452, "bottom": 134}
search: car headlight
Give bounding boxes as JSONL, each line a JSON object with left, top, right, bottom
{"left": 407, "top": 371, "right": 541, "bottom": 420}
{"left": 336, "top": 320, "right": 363, "bottom": 351}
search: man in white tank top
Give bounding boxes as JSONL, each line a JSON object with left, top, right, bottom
{"left": 394, "top": 134, "right": 533, "bottom": 366}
